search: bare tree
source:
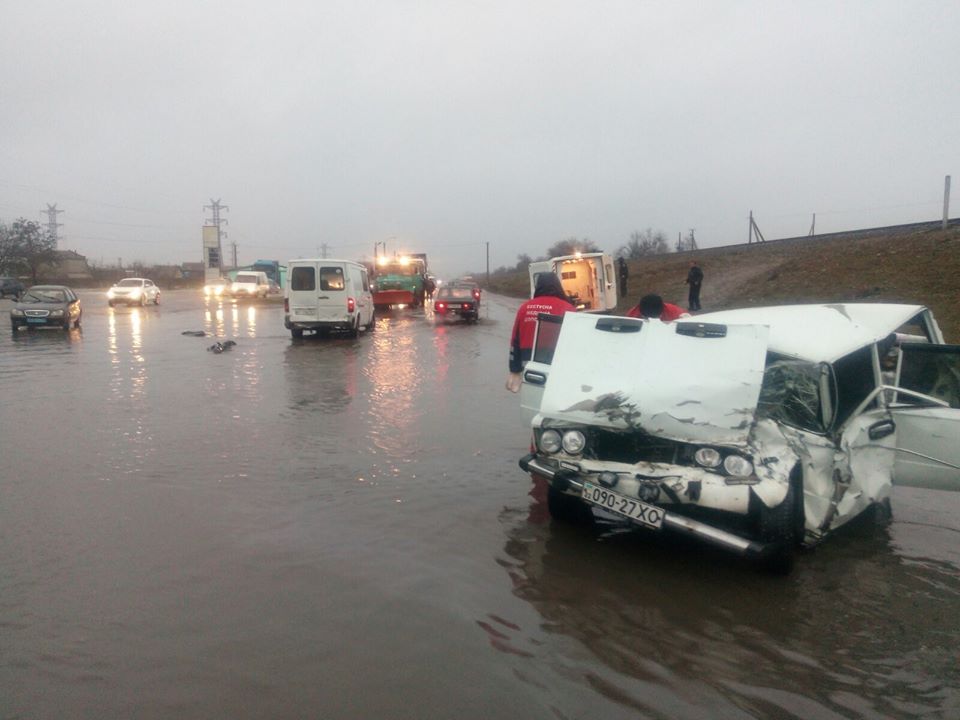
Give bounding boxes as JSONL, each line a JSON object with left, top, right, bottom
{"left": 619, "top": 228, "right": 669, "bottom": 258}
{"left": 546, "top": 237, "right": 599, "bottom": 258}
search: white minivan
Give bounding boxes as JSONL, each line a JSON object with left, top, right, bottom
{"left": 284, "top": 259, "right": 374, "bottom": 338}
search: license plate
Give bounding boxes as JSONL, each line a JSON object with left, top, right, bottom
{"left": 581, "top": 481, "right": 664, "bottom": 529}
{"left": 27, "top": 318, "right": 46, "bottom": 324}
{"left": 448, "top": 303, "right": 461, "bottom": 309}
{"left": 294, "top": 307, "right": 316, "bottom": 316}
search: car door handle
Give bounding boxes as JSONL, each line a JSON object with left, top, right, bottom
{"left": 524, "top": 371, "right": 547, "bottom": 385}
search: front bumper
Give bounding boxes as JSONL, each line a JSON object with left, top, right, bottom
{"left": 373, "top": 290, "right": 415, "bottom": 305}
{"left": 519, "top": 453, "right": 769, "bottom": 559}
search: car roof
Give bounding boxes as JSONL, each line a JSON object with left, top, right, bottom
{"left": 26, "top": 284, "right": 71, "bottom": 290}
{"left": 693, "top": 303, "right": 929, "bottom": 362}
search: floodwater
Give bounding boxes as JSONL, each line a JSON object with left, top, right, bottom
{"left": 1, "top": 289, "right": 959, "bottom": 719}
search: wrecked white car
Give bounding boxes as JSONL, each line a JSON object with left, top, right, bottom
{"left": 518, "top": 304, "right": 960, "bottom": 572}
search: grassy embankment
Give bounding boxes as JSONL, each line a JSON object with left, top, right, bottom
{"left": 482, "top": 226, "right": 960, "bottom": 342}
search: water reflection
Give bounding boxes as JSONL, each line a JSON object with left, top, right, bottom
{"left": 499, "top": 477, "right": 960, "bottom": 718}
{"left": 365, "top": 316, "right": 425, "bottom": 457}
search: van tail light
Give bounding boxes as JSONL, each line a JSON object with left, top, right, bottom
{"left": 347, "top": 297, "right": 356, "bottom": 313}
{"left": 284, "top": 298, "right": 289, "bottom": 312}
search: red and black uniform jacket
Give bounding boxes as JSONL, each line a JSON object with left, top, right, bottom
{"left": 509, "top": 296, "right": 576, "bottom": 373}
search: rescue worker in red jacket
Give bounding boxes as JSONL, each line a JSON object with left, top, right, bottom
{"left": 506, "top": 273, "right": 576, "bottom": 392}
{"left": 625, "top": 293, "right": 688, "bottom": 321}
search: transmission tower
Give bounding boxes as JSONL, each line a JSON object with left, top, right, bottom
{"left": 203, "top": 198, "right": 229, "bottom": 269}
{"left": 42, "top": 203, "right": 64, "bottom": 247}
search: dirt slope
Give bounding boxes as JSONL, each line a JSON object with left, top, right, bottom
{"left": 484, "top": 226, "right": 960, "bottom": 342}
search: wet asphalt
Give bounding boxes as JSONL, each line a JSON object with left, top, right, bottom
{"left": 1, "top": 289, "right": 959, "bottom": 719}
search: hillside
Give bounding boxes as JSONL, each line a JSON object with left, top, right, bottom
{"left": 482, "top": 226, "right": 960, "bottom": 342}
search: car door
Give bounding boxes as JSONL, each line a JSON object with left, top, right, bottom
{"left": 519, "top": 313, "right": 565, "bottom": 426}
{"left": 890, "top": 343, "right": 960, "bottom": 490}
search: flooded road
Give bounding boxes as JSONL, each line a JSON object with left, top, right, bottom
{"left": 2, "top": 290, "right": 959, "bottom": 719}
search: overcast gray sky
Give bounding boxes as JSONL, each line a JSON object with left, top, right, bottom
{"left": 2, "top": 1, "right": 957, "bottom": 278}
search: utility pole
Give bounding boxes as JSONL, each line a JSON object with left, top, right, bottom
{"left": 231, "top": 241, "right": 238, "bottom": 268}
{"left": 748, "top": 211, "right": 765, "bottom": 244}
{"left": 486, "top": 242, "right": 490, "bottom": 284}
{"left": 688, "top": 228, "right": 697, "bottom": 251}
{"left": 203, "top": 198, "right": 229, "bottom": 272}
{"left": 944, "top": 176, "right": 952, "bottom": 230}
{"left": 808, "top": 213, "right": 816, "bottom": 236}
{"left": 320, "top": 243, "right": 329, "bottom": 259}
{"left": 42, "top": 203, "right": 64, "bottom": 247}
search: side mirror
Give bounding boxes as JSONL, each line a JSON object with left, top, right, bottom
{"left": 868, "top": 418, "right": 896, "bottom": 441}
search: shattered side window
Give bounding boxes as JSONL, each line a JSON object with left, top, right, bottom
{"left": 897, "top": 344, "right": 960, "bottom": 409}
{"left": 532, "top": 314, "right": 564, "bottom": 365}
{"left": 757, "top": 355, "right": 825, "bottom": 433}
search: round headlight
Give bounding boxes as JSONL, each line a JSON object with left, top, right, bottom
{"left": 694, "top": 447, "right": 722, "bottom": 468}
{"left": 539, "top": 430, "right": 562, "bottom": 454}
{"left": 562, "top": 430, "right": 586, "bottom": 455}
{"left": 723, "top": 455, "right": 754, "bottom": 477}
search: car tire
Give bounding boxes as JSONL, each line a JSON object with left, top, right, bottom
{"left": 154, "top": 294, "right": 160, "bottom": 305}
{"left": 756, "top": 473, "right": 804, "bottom": 575}
{"left": 547, "top": 486, "right": 594, "bottom": 526}
{"left": 11, "top": 320, "right": 18, "bottom": 332}
{"left": 290, "top": 328, "right": 303, "bottom": 339}
{"left": 347, "top": 317, "right": 360, "bottom": 339}
{"left": 108, "top": 300, "right": 115, "bottom": 308}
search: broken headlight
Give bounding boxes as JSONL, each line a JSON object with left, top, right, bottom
{"left": 539, "top": 430, "right": 562, "bottom": 454}
{"left": 561, "top": 430, "right": 586, "bottom": 455}
{"left": 694, "top": 447, "right": 722, "bottom": 468}
{"left": 722, "top": 454, "right": 754, "bottom": 477}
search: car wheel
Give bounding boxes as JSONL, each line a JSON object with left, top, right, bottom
{"left": 756, "top": 475, "right": 803, "bottom": 575}
{"left": 290, "top": 328, "right": 304, "bottom": 339}
{"left": 347, "top": 317, "right": 360, "bottom": 339}
{"left": 10, "top": 320, "right": 18, "bottom": 332}
{"left": 547, "top": 486, "right": 594, "bottom": 526}
{"left": 108, "top": 300, "right": 115, "bottom": 308}
{"left": 154, "top": 293, "right": 160, "bottom": 305}
{"left": 365, "top": 311, "right": 375, "bottom": 331}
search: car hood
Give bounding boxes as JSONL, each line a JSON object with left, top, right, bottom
{"left": 539, "top": 315, "right": 770, "bottom": 446}
{"left": 14, "top": 301, "right": 68, "bottom": 311}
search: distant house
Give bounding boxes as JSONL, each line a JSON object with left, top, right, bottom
{"left": 41, "top": 250, "right": 94, "bottom": 283}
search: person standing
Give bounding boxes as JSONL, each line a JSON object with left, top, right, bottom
{"left": 617, "top": 256, "right": 629, "bottom": 297}
{"left": 506, "top": 274, "right": 576, "bottom": 392}
{"left": 686, "top": 260, "right": 703, "bottom": 311}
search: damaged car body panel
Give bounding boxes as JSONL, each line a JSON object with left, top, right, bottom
{"left": 519, "top": 303, "right": 959, "bottom": 572}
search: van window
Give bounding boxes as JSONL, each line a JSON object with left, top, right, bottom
{"left": 320, "top": 267, "right": 345, "bottom": 291}
{"left": 361, "top": 269, "right": 370, "bottom": 292}
{"left": 291, "top": 266, "right": 316, "bottom": 291}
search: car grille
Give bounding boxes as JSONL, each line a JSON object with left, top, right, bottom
{"left": 25, "top": 310, "right": 50, "bottom": 317}
{"left": 585, "top": 428, "right": 684, "bottom": 464}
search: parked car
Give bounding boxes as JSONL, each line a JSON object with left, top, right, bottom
{"left": 230, "top": 271, "right": 270, "bottom": 298}
{"left": 10, "top": 285, "right": 82, "bottom": 331}
{"left": 107, "top": 277, "right": 160, "bottom": 306}
{"left": 434, "top": 284, "right": 480, "bottom": 322}
{"left": 518, "top": 304, "right": 960, "bottom": 572}
{"left": 0, "top": 276, "right": 25, "bottom": 299}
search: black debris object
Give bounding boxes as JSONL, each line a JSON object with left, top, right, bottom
{"left": 182, "top": 330, "right": 207, "bottom": 336}
{"left": 207, "top": 340, "right": 237, "bottom": 354}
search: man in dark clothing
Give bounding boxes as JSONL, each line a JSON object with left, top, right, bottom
{"left": 617, "top": 257, "right": 629, "bottom": 297}
{"left": 686, "top": 260, "right": 703, "bottom": 311}
{"left": 506, "top": 273, "right": 576, "bottom": 392}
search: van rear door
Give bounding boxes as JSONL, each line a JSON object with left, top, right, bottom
{"left": 287, "top": 264, "right": 320, "bottom": 322}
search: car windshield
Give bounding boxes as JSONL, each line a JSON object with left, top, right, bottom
{"left": 116, "top": 279, "right": 143, "bottom": 287}
{"left": 236, "top": 274, "right": 258, "bottom": 283}
{"left": 439, "top": 287, "right": 475, "bottom": 299}
{"left": 21, "top": 289, "right": 66, "bottom": 303}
